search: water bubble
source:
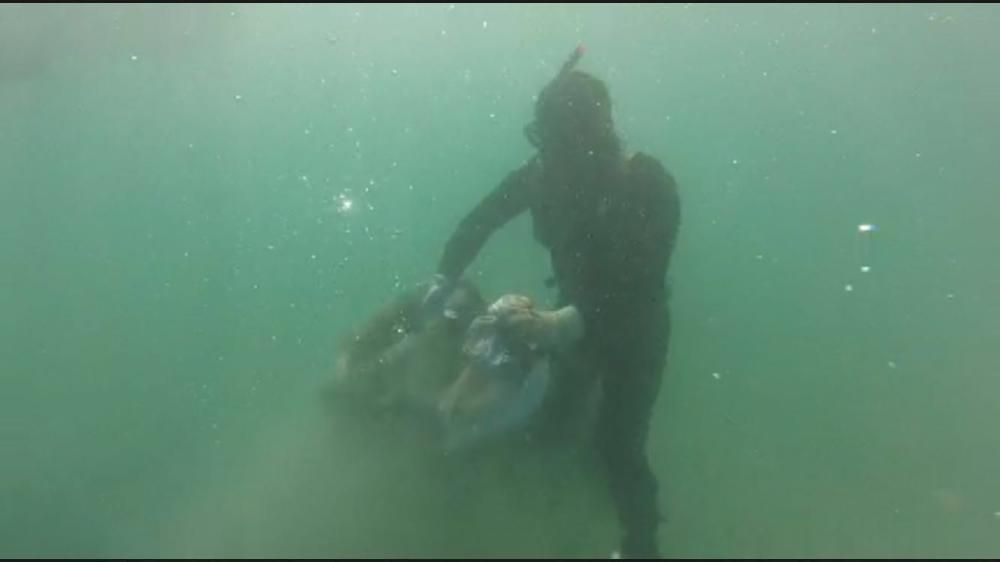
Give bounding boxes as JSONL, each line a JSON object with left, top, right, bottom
{"left": 856, "top": 223, "right": 878, "bottom": 273}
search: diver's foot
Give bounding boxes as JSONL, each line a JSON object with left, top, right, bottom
{"left": 617, "top": 532, "right": 660, "bottom": 559}
{"left": 611, "top": 549, "right": 660, "bottom": 560}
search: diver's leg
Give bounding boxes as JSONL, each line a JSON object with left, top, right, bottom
{"left": 596, "top": 310, "right": 670, "bottom": 559}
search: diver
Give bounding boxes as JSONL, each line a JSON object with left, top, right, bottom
{"left": 419, "top": 45, "right": 682, "bottom": 559}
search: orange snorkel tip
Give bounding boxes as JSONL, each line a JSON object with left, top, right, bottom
{"left": 558, "top": 44, "right": 586, "bottom": 77}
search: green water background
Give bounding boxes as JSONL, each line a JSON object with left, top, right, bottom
{"left": 2, "top": 3, "right": 998, "bottom": 558}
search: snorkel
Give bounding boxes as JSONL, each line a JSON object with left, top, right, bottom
{"left": 560, "top": 43, "right": 587, "bottom": 76}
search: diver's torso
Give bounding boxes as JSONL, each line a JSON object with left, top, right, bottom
{"left": 526, "top": 154, "right": 671, "bottom": 330}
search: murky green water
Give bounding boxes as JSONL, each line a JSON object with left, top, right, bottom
{"left": 2, "top": 3, "right": 998, "bottom": 558}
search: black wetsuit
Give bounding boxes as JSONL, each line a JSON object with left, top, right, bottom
{"left": 436, "top": 152, "right": 681, "bottom": 557}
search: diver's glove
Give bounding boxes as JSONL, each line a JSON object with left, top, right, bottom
{"left": 491, "top": 295, "right": 584, "bottom": 352}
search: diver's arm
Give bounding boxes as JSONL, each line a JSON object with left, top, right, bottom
{"left": 544, "top": 305, "right": 585, "bottom": 349}
{"left": 495, "top": 299, "right": 585, "bottom": 353}
{"left": 436, "top": 159, "right": 537, "bottom": 281}
{"left": 627, "top": 153, "right": 681, "bottom": 293}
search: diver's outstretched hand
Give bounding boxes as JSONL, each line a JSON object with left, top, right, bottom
{"left": 490, "top": 295, "right": 584, "bottom": 352}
